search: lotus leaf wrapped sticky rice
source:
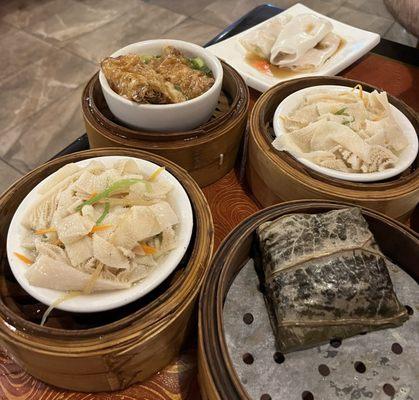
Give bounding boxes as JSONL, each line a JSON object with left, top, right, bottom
{"left": 256, "top": 207, "right": 408, "bottom": 353}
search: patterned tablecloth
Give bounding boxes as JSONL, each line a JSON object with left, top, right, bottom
{"left": 0, "top": 50, "right": 417, "bottom": 399}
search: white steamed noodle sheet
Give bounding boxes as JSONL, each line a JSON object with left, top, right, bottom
{"left": 273, "top": 88, "right": 408, "bottom": 173}
{"left": 240, "top": 13, "right": 340, "bottom": 70}
{"left": 20, "top": 159, "right": 179, "bottom": 293}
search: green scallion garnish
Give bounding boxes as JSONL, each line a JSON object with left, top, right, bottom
{"left": 76, "top": 178, "right": 145, "bottom": 211}
{"left": 96, "top": 202, "right": 110, "bottom": 225}
{"left": 334, "top": 107, "right": 349, "bottom": 116}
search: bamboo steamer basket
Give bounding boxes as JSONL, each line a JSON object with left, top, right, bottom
{"left": 198, "top": 200, "right": 419, "bottom": 400}
{"left": 0, "top": 148, "right": 214, "bottom": 392}
{"left": 247, "top": 76, "right": 419, "bottom": 222}
{"left": 82, "top": 61, "right": 249, "bottom": 187}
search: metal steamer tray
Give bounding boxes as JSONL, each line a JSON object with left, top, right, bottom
{"left": 223, "top": 259, "right": 418, "bottom": 400}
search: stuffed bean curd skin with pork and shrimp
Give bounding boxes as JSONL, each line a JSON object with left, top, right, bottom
{"left": 17, "top": 159, "right": 179, "bottom": 294}
{"left": 101, "top": 46, "right": 215, "bottom": 104}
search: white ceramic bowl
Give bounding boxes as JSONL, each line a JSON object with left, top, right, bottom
{"left": 7, "top": 156, "right": 194, "bottom": 313}
{"left": 273, "top": 85, "right": 418, "bottom": 182}
{"left": 99, "top": 39, "right": 223, "bottom": 131}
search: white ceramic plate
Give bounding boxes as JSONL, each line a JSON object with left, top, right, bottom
{"left": 7, "top": 156, "right": 194, "bottom": 313}
{"left": 207, "top": 3, "right": 380, "bottom": 92}
{"left": 273, "top": 85, "right": 418, "bottom": 182}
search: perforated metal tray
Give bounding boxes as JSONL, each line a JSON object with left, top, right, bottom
{"left": 223, "top": 260, "right": 418, "bottom": 400}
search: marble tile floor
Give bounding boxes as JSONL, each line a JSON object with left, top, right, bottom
{"left": 0, "top": 0, "right": 417, "bottom": 194}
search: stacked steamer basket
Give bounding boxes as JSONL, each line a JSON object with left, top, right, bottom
{"left": 198, "top": 200, "right": 419, "bottom": 400}
{"left": 0, "top": 148, "right": 213, "bottom": 392}
{"left": 82, "top": 61, "right": 249, "bottom": 187}
{"left": 247, "top": 76, "right": 419, "bottom": 222}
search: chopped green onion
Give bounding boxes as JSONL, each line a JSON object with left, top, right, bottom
{"left": 96, "top": 202, "right": 110, "bottom": 225}
{"left": 139, "top": 55, "right": 153, "bottom": 64}
{"left": 190, "top": 57, "right": 205, "bottom": 69}
{"left": 334, "top": 107, "right": 349, "bottom": 116}
{"left": 76, "top": 178, "right": 145, "bottom": 211}
{"left": 189, "top": 57, "right": 212, "bottom": 75}
{"left": 200, "top": 65, "right": 211, "bottom": 74}
{"left": 148, "top": 166, "right": 165, "bottom": 182}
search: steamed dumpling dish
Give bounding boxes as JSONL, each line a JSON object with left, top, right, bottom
{"left": 240, "top": 13, "right": 341, "bottom": 71}
{"left": 16, "top": 160, "right": 178, "bottom": 294}
{"left": 256, "top": 207, "right": 409, "bottom": 353}
{"left": 273, "top": 86, "right": 409, "bottom": 173}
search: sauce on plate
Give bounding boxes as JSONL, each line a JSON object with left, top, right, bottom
{"left": 245, "top": 38, "right": 346, "bottom": 78}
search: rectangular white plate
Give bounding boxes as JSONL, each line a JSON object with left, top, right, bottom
{"left": 207, "top": 3, "right": 380, "bottom": 92}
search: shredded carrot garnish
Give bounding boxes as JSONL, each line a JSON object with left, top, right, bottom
{"left": 90, "top": 224, "right": 112, "bottom": 233}
{"left": 133, "top": 243, "right": 157, "bottom": 254}
{"left": 34, "top": 227, "right": 56, "bottom": 235}
{"left": 148, "top": 166, "right": 165, "bottom": 182}
{"left": 83, "top": 192, "right": 97, "bottom": 201}
{"left": 141, "top": 244, "right": 157, "bottom": 255}
{"left": 14, "top": 252, "right": 33, "bottom": 265}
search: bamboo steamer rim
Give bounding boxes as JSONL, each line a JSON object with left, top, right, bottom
{"left": 198, "top": 199, "right": 419, "bottom": 400}
{"left": 250, "top": 76, "right": 419, "bottom": 200}
{"left": 82, "top": 61, "right": 249, "bottom": 148}
{"left": 0, "top": 287, "right": 195, "bottom": 357}
{"left": 0, "top": 148, "right": 214, "bottom": 349}
{"left": 86, "top": 60, "right": 243, "bottom": 141}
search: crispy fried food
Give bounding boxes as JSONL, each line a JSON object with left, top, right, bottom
{"left": 101, "top": 54, "right": 186, "bottom": 104}
{"left": 156, "top": 46, "right": 215, "bottom": 100}
{"left": 101, "top": 47, "right": 215, "bottom": 104}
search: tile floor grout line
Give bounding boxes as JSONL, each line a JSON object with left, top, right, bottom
{"left": 20, "top": 24, "right": 98, "bottom": 63}
{"left": 0, "top": 156, "right": 25, "bottom": 175}
{"left": 383, "top": 21, "right": 396, "bottom": 37}
{"left": 0, "top": 66, "right": 87, "bottom": 140}
{"left": 162, "top": 15, "right": 221, "bottom": 39}
{"left": 0, "top": 82, "right": 86, "bottom": 163}
{"left": 77, "top": 1, "right": 187, "bottom": 42}
{"left": 0, "top": 28, "right": 59, "bottom": 83}
{"left": 15, "top": 23, "right": 105, "bottom": 67}
{"left": 160, "top": 13, "right": 192, "bottom": 34}
{"left": 0, "top": 26, "right": 96, "bottom": 86}
{"left": 2, "top": 1, "right": 176, "bottom": 67}
{"left": 59, "top": 46, "right": 97, "bottom": 66}
{"left": 0, "top": 0, "right": 75, "bottom": 32}
{"left": 59, "top": 1, "right": 189, "bottom": 64}
{"left": 56, "top": 44, "right": 98, "bottom": 66}
{"left": 0, "top": 19, "right": 20, "bottom": 31}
